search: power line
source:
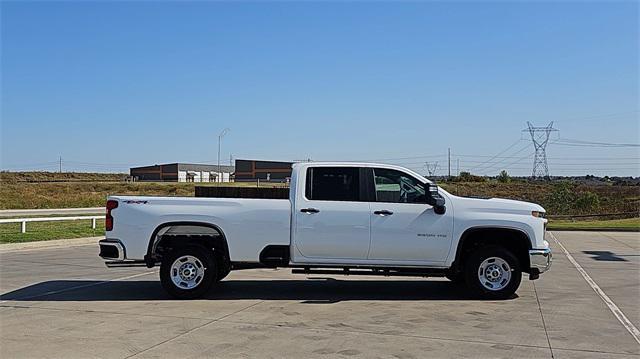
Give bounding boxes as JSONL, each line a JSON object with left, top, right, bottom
{"left": 550, "top": 138, "right": 640, "bottom": 148}
{"left": 480, "top": 167, "right": 640, "bottom": 172}
{"left": 457, "top": 159, "right": 639, "bottom": 165}
{"left": 467, "top": 139, "right": 524, "bottom": 171}
{"left": 452, "top": 154, "right": 640, "bottom": 160}
{"left": 353, "top": 154, "right": 447, "bottom": 162}
{"left": 556, "top": 110, "right": 639, "bottom": 123}
{"left": 546, "top": 163, "right": 639, "bottom": 167}
{"left": 1, "top": 161, "right": 59, "bottom": 167}
{"left": 475, "top": 143, "right": 532, "bottom": 175}
{"left": 65, "top": 161, "right": 146, "bottom": 166}
{"left": 478, "top": 152, "right": 534, "bottom": 176}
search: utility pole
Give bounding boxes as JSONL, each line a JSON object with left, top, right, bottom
{"left": 59, "top": 156, "right": 62, "bottom": 173}
{"left": 229, "top": 153, "right": 233, "bottom": 166}
{"left": 456, "top": 159, "right": 460, "bottom": 176}
{"left": 448, "top": 148, "right": 451, "bottom": 179}
{"left": 217, "top": 128, "right": 230, "bottom": 183}
{"left": 523, "top": 122, "right": 558, "bottom": 179}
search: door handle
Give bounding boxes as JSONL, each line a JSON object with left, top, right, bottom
{"left": 300, "top": 208, "right": 320, "bottom": 214}
{"left": 374, "top": 210, "right": 394, "bottom": 216}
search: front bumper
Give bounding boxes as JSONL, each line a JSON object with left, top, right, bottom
{"left": 529, "top": 248, "right": 552, "bottom": 274}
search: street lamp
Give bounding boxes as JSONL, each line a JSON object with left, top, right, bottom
{"left": 217, "top": 128, "right": 230, "bottom": 182}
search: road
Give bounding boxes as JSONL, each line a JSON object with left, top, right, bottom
{"left": 0, "top": 231, "right": 638, "bottom": 358}
{"left": 0, "top": 207, "right": 104, "bottom": 218}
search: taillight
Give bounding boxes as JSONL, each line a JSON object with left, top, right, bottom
{"left": 106, "top": 200, "right": 118, "bottom": 231}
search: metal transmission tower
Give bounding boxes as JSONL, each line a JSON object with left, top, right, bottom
{"left": 424, "top": 162, "right": 438, "bottom": 177}
{"left": 524, "top": 122, "right": 558, "bottom": 178}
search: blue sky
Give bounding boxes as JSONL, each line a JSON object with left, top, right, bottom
{"left": 1, "top": 1, "right": 638, "bottom": 176}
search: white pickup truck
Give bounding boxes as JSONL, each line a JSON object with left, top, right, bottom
{"left": 100, "top": 162, "right": 551, "bottom": 299}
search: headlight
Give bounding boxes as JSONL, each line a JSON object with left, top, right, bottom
{"left": 532, "top": 211, "right": 546, "bottom": 218}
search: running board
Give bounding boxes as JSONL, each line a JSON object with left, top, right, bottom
{"left": 105, "top": 260, "right": 148, "bottom": 268}
{"left": 291, "top": 268, "right": 446, "bottom": 278}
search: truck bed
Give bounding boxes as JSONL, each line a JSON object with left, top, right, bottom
{"left": 107, "top": 195, "right": 291, "bottom": 262}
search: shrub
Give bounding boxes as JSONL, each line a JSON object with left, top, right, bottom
{"left": 497, "top": 170, "right": 511, "bottom": 183}
{"left": 546, "top": 181, "right": 575, "bottom": 214}
{"left": 454, "top": 171, "right": 486, "bottom": 183}
{"left": 575, "top": 191, "right": 600, "bottom": 212}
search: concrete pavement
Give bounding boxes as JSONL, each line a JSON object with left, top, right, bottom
{"left": 0, "top": 231, "right": 638, "bottom": 358}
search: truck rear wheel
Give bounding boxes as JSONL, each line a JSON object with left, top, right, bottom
{"left": 464, "top": 245, "right": 521, "bottom": 300}
{"left": 160, "top": 245, "right": 217, "bottom": 299}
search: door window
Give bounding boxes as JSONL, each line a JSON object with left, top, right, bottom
{"left": 373, "top": 168, "right": 426, "bottom": 203}
{"left": 306, "top": 167, "right": 360, "bottom": 201}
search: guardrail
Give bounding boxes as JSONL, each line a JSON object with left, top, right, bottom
{"left": 0, "top": 207, "right": 104, "bottom": 218}
{"left": 0, "top": 215, "right": 104, "bottom": 233}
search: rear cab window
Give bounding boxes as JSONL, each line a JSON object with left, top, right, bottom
{"left": 305, "top": 167, "right": 363, "bottom": 201}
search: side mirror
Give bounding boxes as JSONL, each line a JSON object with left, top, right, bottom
{"left": 425, "top": 183, "right": 446, "bottom": 215}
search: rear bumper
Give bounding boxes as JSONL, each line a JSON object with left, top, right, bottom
{"left": 99, "top": 239, "right": 150, "bottom": 268}
{"left": 529, "top": 248, "right": 552, "bottom": 274}
{"left": 99, "top": 239, "right": 125, "bottom": 261}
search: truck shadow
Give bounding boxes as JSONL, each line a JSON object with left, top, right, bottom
{"left": 0, "top": 278, "right": 512, "bottom": 302}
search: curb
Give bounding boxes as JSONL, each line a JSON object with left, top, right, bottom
{"left": 0, "top": 236, "right": 103, "bottom": 253}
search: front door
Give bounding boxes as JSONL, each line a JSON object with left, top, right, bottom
{"left": 368, "top": 168, "right": 453, "bottom": 264}
{"left": 293, "top": 166, "right": 371, "bottom": 261}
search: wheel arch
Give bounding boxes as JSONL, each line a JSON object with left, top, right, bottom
{"left": 451, "top": 226, "right": 533, "bottom": 274}
{"left": 145, "top": 221, "right": 230, "bottom": 268}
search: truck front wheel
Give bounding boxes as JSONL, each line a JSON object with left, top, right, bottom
{"left": 464, "top": 245, "right": 522, "bottom": 300}
{"left": 160, "top": 245, "right": 217, "bottom": 299}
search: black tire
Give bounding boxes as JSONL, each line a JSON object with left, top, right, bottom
{"left": 445, "top": 271, "right": 465, "bottom": 284}
{"left": 464, "top": 245, "right": 522, "bottom": 300}
{"left": 213, "top": 251, "right": 231, "bottom": 281}
{"left": 160, "top": 245, "right": 217, "bottom": 299}
{"left": 216, "top": 266, "right": 231, "bottom": 281}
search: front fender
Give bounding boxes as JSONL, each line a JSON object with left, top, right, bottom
{"left": 446, "top": 216, "right": 545, "bottom": 267}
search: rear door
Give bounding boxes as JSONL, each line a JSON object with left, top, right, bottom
{"left": 293, "top": 166, "right": 371, "bottom": 261}
{"left": 368, "top": 168, "right": 453, "bottom": 264}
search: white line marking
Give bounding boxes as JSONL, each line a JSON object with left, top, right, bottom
{"left": 550, "top": 232, "right": 640, "bottom": 345}
{"left": 0, "top": 271, "right": 156, "bottom": 303}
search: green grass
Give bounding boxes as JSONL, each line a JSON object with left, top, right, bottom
{"left": 0, "top": 219, "right": 105, "bottom": 244}
{"left": 547, "top": 217, "right": 640, "bottom": 231}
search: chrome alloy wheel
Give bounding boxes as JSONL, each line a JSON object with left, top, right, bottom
{"left": 170, "top": 255, "right": 205, "bottom": 289}
{"left": 478, "top": 256, "right": 512, "bottom": 291}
